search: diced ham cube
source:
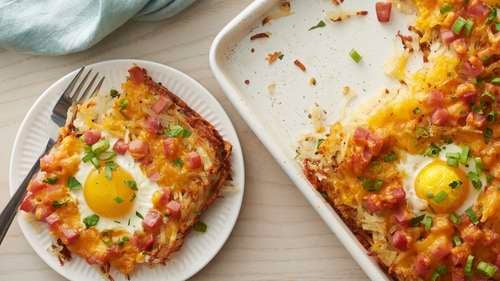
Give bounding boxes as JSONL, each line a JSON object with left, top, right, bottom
{"left": 148, "top": 172, "right": 160, "bottom": 182}
{"left": 451, "top": 267, "right": 466, "bottom": 281}
{"left": 158, "top": 189, "right": 172, "bottom": 206}
{"left": 128, "top": 66, "right": 145, "bottom": 84}
{"left": 426, "top": 90, "right": 444, "bottom": 109}
{"left": 113, "top": 139, "right": 128, "bottom": 155}
{"left": 391, "top": 230, "right": 410, "bottom": 251}
{"left": 415, "top": 254, "right": 431, "bottom": 277}
{"left": 133, "top": 233, "right": 155, "bottom": 251}
{"left": 386, "top": 187, "right": 406, "bottom": 206}
{"left": 142, "top": 210, "right": 162, "bottom": 231}
{"left": 394, "top": 207, "right": 412, "bottom": 226}
{"left": 461, "top": 58, "right": 484, "bottom": 78}
{"left": 451, "top": 244, "right": 470, "bottom": 266}
{"left": 39, "top": 155, "right": 55, "bottom": 172}
{"left": 162, "top": 138, "right": 178, "bottom": 159}
{"left": 467, "top": 0, "right": 490, "bottom": 18}
{"left": 431, "top": 108, "right": 450, "bottom": 126}
{"left": 61, "top": 227, "right": 79, "bottom": 244}
{"left": 44, "top": 212, "right": 60, "bottom": 226}
{"left": 19, "top": 193, "right": 35, "bottom": 213}
{"left": 441, "top": 29, "right": 458, "bottom": 45}
{"left": 432, "top": 242, "right": 452, "bottom": 260}
{"left": 363, "top": 194, "right": 384, "bottom": 213}
{"left": 151, "top": 95, "right": 172, "bottom": 114}
{"left": 28, "top": 172, "right": 49, "bottom": 194}
{"left": 128, "top": 140, "right": 149, "bottom": 160}
{"left": 166, "top": 200, "right": 181, "bottom": 220}
{"left": 83, "top": 130, "right": 101, "bottom": 145}
{"left": 375, "top": 2, "right": 392, "bottom": 22}
{"left": 466, "top": 112, "right": 486, "bottom": 129}
{"left": 34, "top": 205, "right": 54, "bottom": 221}
{"left": 145, "top": 116, "right": 161, "bottom": 134}
{"left": 187, "top": 151, "right": 202, "bottom": 169}
{"left": 460, "top": 91, "right": 477, "bottom": 104}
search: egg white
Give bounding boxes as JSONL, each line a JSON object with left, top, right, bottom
{"left": 72, "top": 137, "right": 159, "bottom": 233}
{"left": 398, "top": 143, "right": 487, "bottom": 215}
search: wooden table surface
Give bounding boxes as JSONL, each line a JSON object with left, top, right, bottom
{"left": 0, "top": 1, "right": 368, "bottom": 280}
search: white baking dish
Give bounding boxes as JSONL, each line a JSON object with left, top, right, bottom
{"left": 209, "top": 0, "right": 417, "bottom": 279}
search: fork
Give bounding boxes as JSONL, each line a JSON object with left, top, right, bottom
{"left": 0, "top": 67, "right": 105, "bottom": 245}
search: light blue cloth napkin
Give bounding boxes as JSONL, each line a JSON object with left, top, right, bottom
{"left": 0, "top": 0, "right": 196, "bottom": 55}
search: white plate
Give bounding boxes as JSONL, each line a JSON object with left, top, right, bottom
{"left": 210, "top": 1, "right": 419, "bottom": 280}
{"left": 9, "top": 59, "right": 245, "bottom": 281}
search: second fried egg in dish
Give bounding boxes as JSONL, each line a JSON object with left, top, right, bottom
{"left": 399, "top": 143, "right": 486, "bottom": 214}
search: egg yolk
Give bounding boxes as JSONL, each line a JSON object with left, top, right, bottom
{"left": 84, "top": 165, "right": 136, "bottom": 218}
{"left": 415, "top": 160, "right": 469, "bottom": 213}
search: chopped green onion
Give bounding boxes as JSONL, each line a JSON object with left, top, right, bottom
{"left": 383, "top": 151, "right": 397, "bottom": 162}
{"left": 446, "top": 152, "right": 460, "bottom": 166}
{"left": 422, "top": 215, "right": 433, "bottom": 231}
{"left": 52, "top": 199, "right": 68, "bottom": 208}
{"left": 172, "top": 158, "right": 184, "bottom": 168}
{"left": 409, "top": 215, "right": 425, "bottom": 227}
{"left": 316, "top": 138, "right": 325, "bottom": 149}
{"left": 477, "top": 261, "right": 497, "bottom": 278}
{"left": 309, "top": 20, "right": 326, "bottom": 31}
{"left": 125, "top": 180, "right": 138, "bottom": 191}
{"left": 449, "top": 180, "right": 462, "bottom": 189}
{"left": 98, "top": 151, "right": 116, "bottom": 161}
{"left": 110, "top": 89, "right": 120, "bottom": 98}
{"left": 90, "top": 157, "right": 100, "bottom": 168}
{"left": 465, "top": 207, "right": 479, "bottom": 224}
{"left": 464, "top": 19, "right": 474, "bottom": 36}
{"left": 104, "top": 161, "right": 117, "bottom": 180}
{"left": 474, "top": 157, "right": 484, "bottom": 173}
{"left": 483, "top": 127, "right": 493, "bottom": 143}
{"left": 433, "top": 191, "right": 448, "bottom": 203}
{"left": 464, "top": 255, "right": 474, "bottom": 276}
{"left": 43, "top": 177, "right": 58, "bottom": 185}
{"left": 487, "top": 8, "right": 497, "bottom": 23}
{"left": 452, "top": 17, "right": 466, "bottom": 34}
{"left": 119, "top": 98, "right": 128, "bottom": 110}
{"left": 496, "top": 22, "right": 500, "bottom": 32}
{"left": 135, "top": 211, "right": 144, "bottom": 219}
{"left": 424, "top": 143, "right": 441, "bottom": 157}
{"left": 67, "top": 176, "right": 81, "bottom": 190}
{"left": 83, "top": 214, "right": 100, "bottom": 228}
{"left": 114, "top": 196, "right": 124, "bottom": 204}
{"left": 459, "top": 146, "right": 469, "bottom": 165}
{"left": 193, "top": 221, "right": 208, "bottom": 232}
{"left": 413, "top": 107, "right": 422, "bottom": 114}
{"left": 349, "top": 49, "right": 362, "bottom": 63}
{"left": 452, "top": 235, "right": 462, "bottom": 246}
{"left": 467, "top": 171, "right": 482, "bottom": 190}
{"left": 491, "top": 77, "right": 500, "bottom": 84}
{"left": 361, "top": 178, "right": 383, "bottom": 192}
{"left": 92, "top": 139, "right": 110, "bottom": 154}
{"left": 117, "top": 236, "right": 129, "bottom": 246}
{"left": 450, "top": 212, "right": 461, "bottom": 224}
{"left": 487, "top": 111, "right": 497, "bottom": 122}
{"left": 440, "top": 4, "right": 453, "bottom": 14}
{"left": 431, "top": 265, "right": 448, "bottom": 281}
{"left": 482, "top": 90, "right": 496, "bottom": 101}
{"left": 165, "top": 125, "right": 191, "bottom": 138}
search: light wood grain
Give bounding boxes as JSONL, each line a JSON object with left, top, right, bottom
{"left": 0, "top": 1, "right": 369, "bottom": 280}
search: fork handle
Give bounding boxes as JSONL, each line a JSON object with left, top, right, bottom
{"left": 0, "top": 140, "right": 54, "bottom": 245}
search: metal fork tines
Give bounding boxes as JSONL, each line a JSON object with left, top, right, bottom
{"left": 51, "top": 67, "right": 105, "bottom": 127}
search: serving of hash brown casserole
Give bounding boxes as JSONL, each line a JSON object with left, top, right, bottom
{"left": 299, "top": 0, "right": 499, "bottom": 280}
{"left": 18, "top": 66, "right": 232, "bottom": 279}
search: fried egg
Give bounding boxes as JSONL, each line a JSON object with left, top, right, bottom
{"left": 72, "top": 138, "right": 158, "bottom": 232}
{"left": 398, "top": 143, "right": 487, "bottom": 214}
